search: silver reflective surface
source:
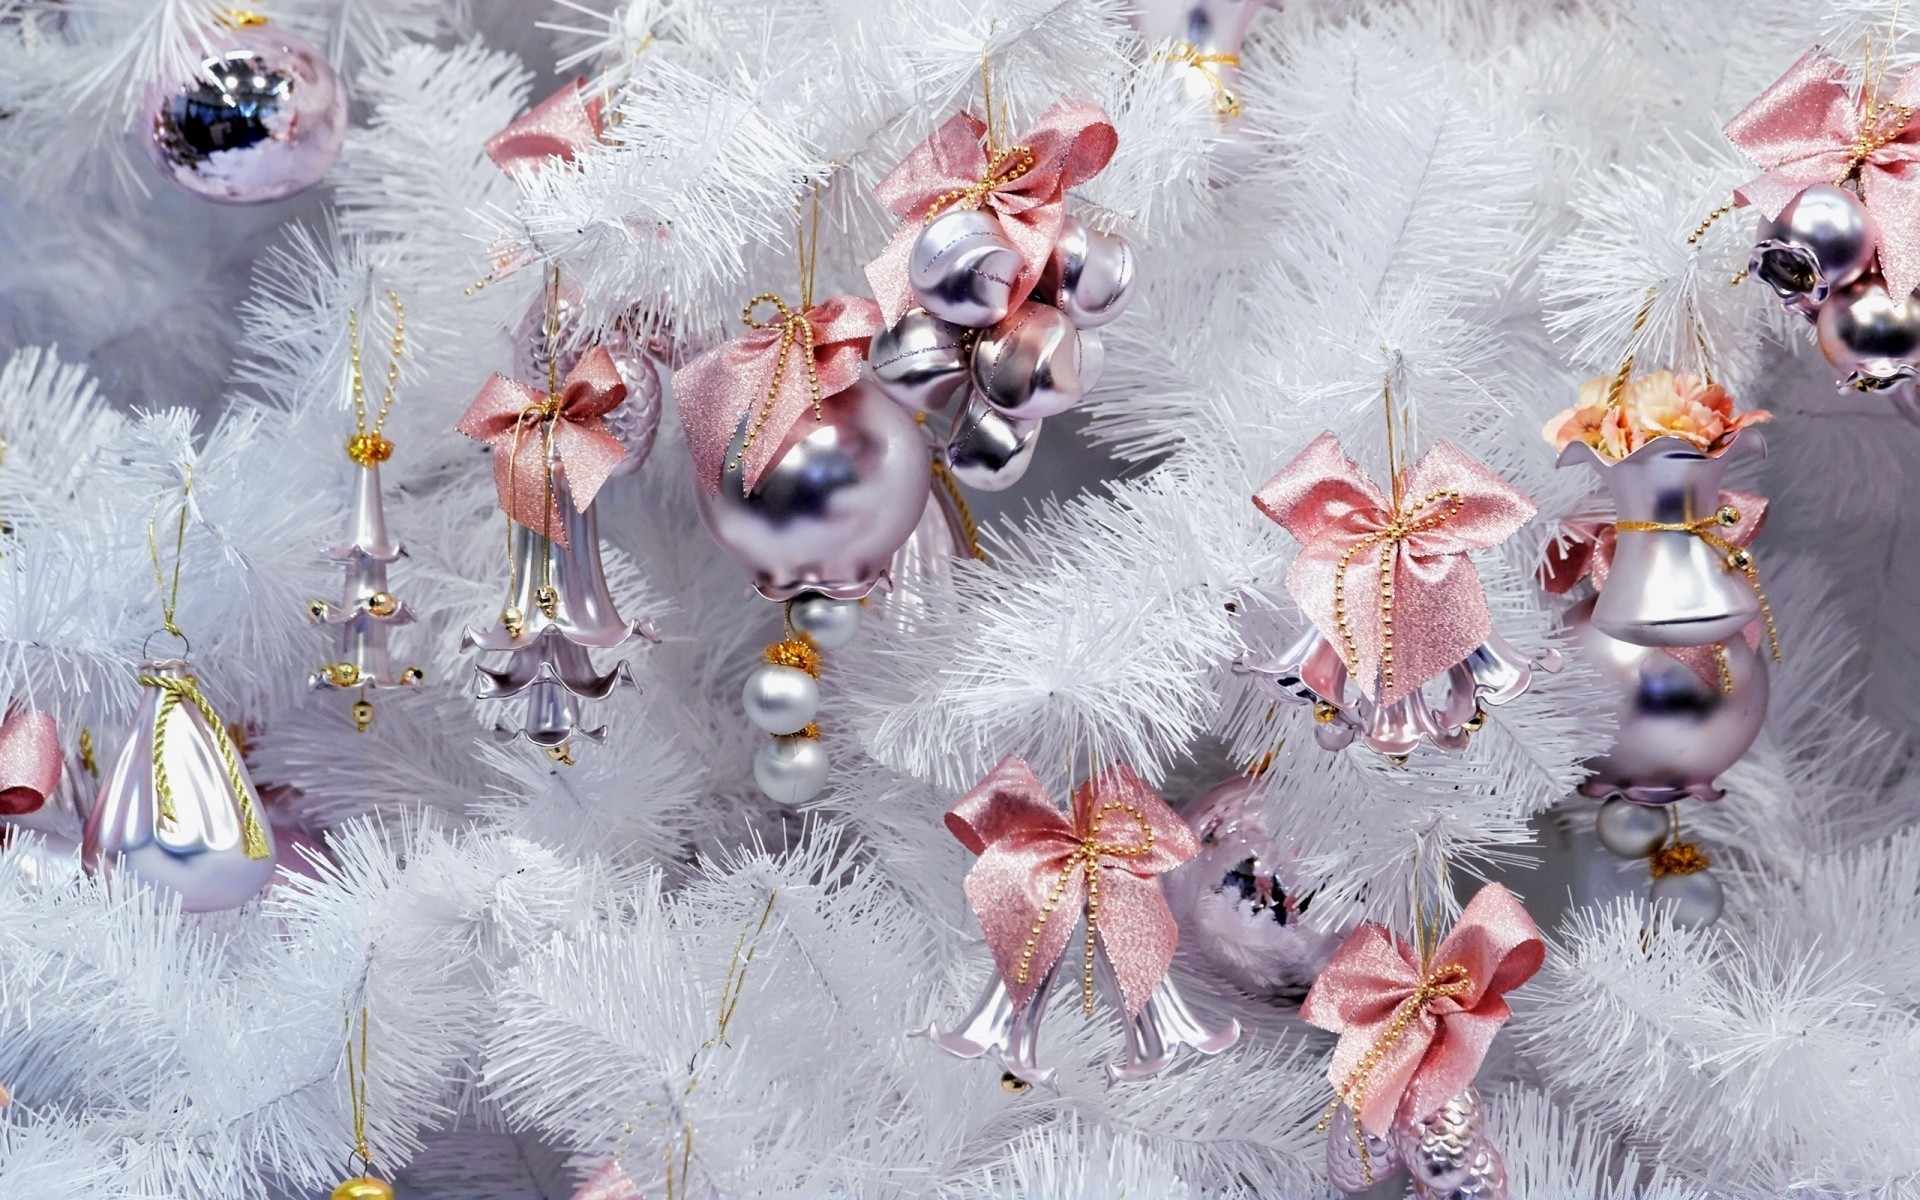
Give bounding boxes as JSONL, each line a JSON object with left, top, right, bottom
{"left": 83, "top": 661, "right": 276, "bottom": 912}
{"left": 699, "top": 380, "right": 932, "bottom": 601}
{"left": 1560, "top": 435, "right": 1763, "bottom": 646}
{"left": 867, "top": 309, "right": 970, "bottom": 414}
{"left": 945, "top": 394, "right": 1041, "bottom": 491}
{"left": 752, "top": 734, "right": 829, "bottom": 803}
{"left": 970, "top": 302, "right": 1086, "bottom": 420}
{"left": 1816, "top": 275, "right": 1920, "bottom": 389}
{"left": 908, "top": 209, "right": 1022, "bottom": 328}
{"left": 1751, "top": 183, "right": 1877, "bottom": 318}
{"left": 1096, "top": 949, "right": 1241, "bottom": 1085}
{"left": 312, "top": 461, "right": 420, "bottom": 692}
{"left": 1648, "top": 867, "right": 1724, "bottom": 929}
{"left": 1040, "top": 215, "right": 1137, "bottom": 328}
{"left": 742, "top": 664, "right": 819, "bottom": 736}
{"left": 1594, "top": 796, "right": 1672, "bottom": 859}
{"left": 921, "top": 962, "right": 1061, "bottom": 1092}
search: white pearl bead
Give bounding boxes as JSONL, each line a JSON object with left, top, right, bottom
{"left": 742, "top": 664, "right": 819, "bottom": 735}
{"left": 754, "top": 736, "right": 829, "bottom": 804}
{"left": 1595, "top": 797, "right": 1670, "bottom": 859}
{"left": 1649, "top": 869, "right": 1724, "bottom": 929}
{"left": 789, "top": 594, "right": 862, "bottom": 650}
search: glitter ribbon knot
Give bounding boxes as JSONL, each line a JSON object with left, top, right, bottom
{"left": 865, "top": 100, "right": 1118, "bottom": 325}
{"left": 456, "top": 347, "right": 630, "bottom": 546}
{"left": 1302, "top": 883, "right": 1543, "bottom": 1140}
{"left": 673, "top": 294, "right": 881, "bottom": 496}
{"left": 0, "top": 705, "right": 60, "bottom": 816}
{"left": 1254, "top": 433, "right": 1536, "bottom": 706}
{"left": 1725, "top": 48, "right": 1920, "bottom": 297}
{"left": 943, "top": 756, "right": 1198, "bottom": 1018}
{"left": 485, "top": 78, "right": 608, "bottom": 174}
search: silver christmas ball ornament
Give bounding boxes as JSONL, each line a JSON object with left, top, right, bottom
{"left": 754, "top": 735, "right": 829, "bottom": 804}
{"left": 1567, "top": 597, "right": 1768, "bottom": 804}
{"left": 698, "top": 380, "right": 932, "bottom": 601}
{"left": 1649, "top": 866, "right": 1724, "bottom": 929}
{"left": 1815, "top": 275, "right": 1920, "bottom": 390}
{"left": 1751, "top": 184, "right": 1878, "bottom": 319}
{"left": 142, "top": 23, "right": 346, "bottom": 204}
{"left": 909, "top": 209, "right": 1023, "bottom": 328}
{"left": 1039, "top": 215, "right": 1136, "bottom": 328}
{"left": 867, "top": 309, "right": 971, "bottom": 414}
{"left": 742, "top": 664, "right": 820, "bottom": 736}
{"left": 511, "top": 296, "right": 664, "bottom": 478}
{"left": 945, "top": 397, "right": 1041, "bottom": 491}
{"left": 1595, "top": 797, "right": 1671, "bottom": 859}
{"left": 970, "top": 302, "right": 1086, "bottom": 420}
{"left": 788, "top": 593, "right": 862, "bottom": 651}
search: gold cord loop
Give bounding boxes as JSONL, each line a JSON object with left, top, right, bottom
{"left": 136, "top": 672, "right": 270, "bottom": 860}
{"left": 1154, "top": 41, "right": 1243, "bottom": 116}
{"left": 923, "top": 145, "right": 1037, "bottom": 222}
{"left": 1840, "top": 99, "right": 1914, "bottom": 185}
{"left": 346, "top": 291, "right": 406, "bottom": 466}
{"left": 727, "top": 295, "right": 823, "bottom": 482}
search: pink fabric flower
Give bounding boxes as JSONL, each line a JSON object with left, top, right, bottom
{"left": 1542, "top": 372, "right": 1770, "bottom": 460}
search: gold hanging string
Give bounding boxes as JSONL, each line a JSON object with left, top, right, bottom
{"left": 929, "top": 457, "right": 987, "bottom": 563}
{"left": 1013, "top": 799, "right": 1157, "bottom": 1015}
{"left": 1613, "top": 505, "right": 1782, "bottom": 676}
{"left": 923, "top": 44, "right": 1033, "bottom": 222}
{"left": 148, "top": 466, "right": 195, "bottom": 642}
{"left": 136, "top": 671, "right": 271, "bottom": 859}
{"left": 1604, "top": 287, "right": 1659, "bottom": 410}
{"left": 342, "top": 1004, "right": 377, "bottom": 1181}
{"left": 346, "top": 291, "right": 406, "bottom": 466}
{"left": 1153, "top": 41, "right": 1243, "bottom": 116}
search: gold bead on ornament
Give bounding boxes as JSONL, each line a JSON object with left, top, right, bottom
{"left": 1463, "top": 708, "right": 1487, "bottom": 733}
{"left": 351, "top": 699, "right": 375, "bottom": 733}
{"left": 1716, "top": 505, "right": 1741, "bottom": 527}
{"left": 535, "top": 584, "right": 559, "bottom": 618}
{"left": 323, "top": 662, "right": 362, "bottom": 687}
{"left": 999, "top": 1071, "right": 1031, "bottom": 1094}
{"left": 1727, "top": 547, "right": 1754, "bottom": 572}
{"left": 308, "top": 599, "right": 331, "bottom": 621}
{"left": 546, "top": 742, "right": 575, "bottom": 766}
{"left": 367, "top": 591, "right": 399, "bottom": 617}
{"left": 1312, "top": 700, "right": 1340, "bottom": 724}
{"left": 332, "top": 1177, "right": 396, "bottom": 1200}
{"left": 345, "top": 432, "right": 394, "bottom": 466}
{"left": 501, "top": 606, "right": 525, "bottom": 636}
{"left": 400, "top": 666, "right": 424, "bottom": 685}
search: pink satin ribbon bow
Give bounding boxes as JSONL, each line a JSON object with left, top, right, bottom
{"left": 1301, "top": 883, "right": 1544, "bottom": 1137}
{"left": 0, "top": 705, "right": 59, "bottom": 816}
{"left": 1255, "top": 433, "right": 1536, "bottom": 706}
{"left": 673, "top": 294, "right": 881, "bottom": 495}
{"left": 1725, "top": 48, "right": 1920, "bottom": 297}
{"left": 456, "top": 346, "right": 629, "bottom": 545}
{"left": 944, "top": 756, "right": 1198, "bottom": 1017}
{"left": 568, "top": 1161, "right": 643, "bottom": 1200}
{"left": 865, "top": 100, "right": 1119, "bottom": 325}
{"left": 486, "top": 78, "right": 607, "bottom": 174}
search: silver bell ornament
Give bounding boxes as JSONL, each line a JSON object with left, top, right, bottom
{"left": 1396, "top": 1087, "right": 1509, "bottom": 1200}
{"left": 462, "top": 455, "right": 658, "bottom": 750}
{"left": 511, "top": 294, "right": 664, "bottom": 479}
{"left": 1161, "top": 774, "right": 1346, "bottom": 1000}
{"left": 142, "top": 20, "right": 346, "bottom": 204}
{"left": 698, "top": 379, "right": 932, "bottom": 602}
{"left": 970, "top": 301, "right": 1087, "bottom": 420}
{"left": 83, "top": 660, "right": 277, "bottom": 913}
{"left": 1751, "top": 183, "right": 1879, "bottom": 320}
{"left": 1815, "top": 274, "right": 1920, "bottom": 390}
{"left": 867, "top": 308, "right": 971, "bottom": 414}
{"left": 1566, "top": 596, "right": 1768, "bottom": 805}
{"left": 1038, "top": 215, "right": 1137, "bottom": 329}
{"left": 309, "top": 438, "right": 422, "bottom": 732}
{"left": 1557, "top": 433, "right": 1763, "bottom": 647}
{"left": 1094, "top": 944, "right": 1240, "bottom": 1086}
{"left": 945, "top": 396, "right": 1041, "bottom": 492}
{"left": 1129, "top": 0, "right": 1276, "bottom": 121}
{"left": 922, "top": 963, "right": 1064, "bottom": 1093}
{"left": 1325, "top": 1104, "right": 1403, "bottom": 1194}
{"left": 909, "top": 209, "right": 1024, "bottom": 328}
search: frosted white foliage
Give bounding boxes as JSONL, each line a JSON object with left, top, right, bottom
{"left": 7, "top": 0, "right": 1920, "bottom": 1196}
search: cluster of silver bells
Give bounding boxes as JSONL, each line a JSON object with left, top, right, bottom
{"left": 1235, "top": 629, "right": 1549, "bottom": 761}
{"left": 921, "top": 935, "right": 1240, "bottom": 1091}
{"left": 867, "top": 209, "right": 1136, "bottom": 492}
{"left": 1326, "top": 1088, "right": 1508, "bottom": 1200}
{"left": 1751, "top": 182, "right": 1920, "bottom": 405}
{"left": 1592, "top": 798, "right": 1726, "bottom": 929}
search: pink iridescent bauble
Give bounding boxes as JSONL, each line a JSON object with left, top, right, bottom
{"left": 143, "top": 24, "right": 346, "bottom": 204}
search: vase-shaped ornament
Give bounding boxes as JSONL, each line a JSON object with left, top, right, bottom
{"left": 310, "top": 444, "right": 422, "bottom": 731}
{"left": 83, "top": 661, "right": 276, "bottom": 912}
{"left": 1557, "top": 432, "right": 1764, "bottom": 647}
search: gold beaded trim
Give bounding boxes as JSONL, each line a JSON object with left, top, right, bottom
{"left": 1014, "top": 799, "right": 1156, "bottom": 1015}
{"left": 923, "top": 145, "right": 1035, "bottom": 222}
{"left": 1615, "top": 503, "right": 1781, "bottom": 688}
{"left": 1332, "top": 489, "right": 1464, "bottom": 697}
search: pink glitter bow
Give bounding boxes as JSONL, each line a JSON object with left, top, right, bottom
{"left": 486, "top": 78, "right": 607, "bottom": 174}
{"left": 0, "top": 706, "right": 59, "bottom": 816}
{"left": 865, "top": 100, "right": 1119, "bottom": 325}
{"left": 1255, "top": 433, "right": 1536, "bottom": 706}
{"left": 569, "top": 1161, "right": 643, "bottom": 1200}
{"left": 1301, "top": 883, "right": 1544, "bottom": 1137}
{"left": 673, "top": 294, "right": 881, "bottom": 495}
{"left": 1725, "top": 49, "right": 1920, "bottom": 297}
{"left": 456, "top": 347, "right": 629, "bottom": 545}
{"left": 944, "top": 756, "right": 1199, "bottom": 1017}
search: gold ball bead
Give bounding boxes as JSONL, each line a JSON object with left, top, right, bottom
{"left": 535, "top": 584, "right": 559, "bottom": 616}
{"left": 999, "top": 1071, "right": 1031, "bottom": 1094}
{"left": 1727, "top": 548, "right": 1754, "bottom": 571}
{"left": 367, "top": 591, "right": 399, "bottom": 617}
{"left": 351, "top": 699, "right": 375, "bottom": 733}
{"left": 400, "top": 666, "right": 425, "bottom": 685}
{"left": 332, "top": 1177, "right": 396, "bottom": 1200}
{"left": 1385, "top": 753, "right": 1410, "bottom": 767}
{"left": 501, "top": 606, "right": 525, "bottom": 635}
{"left": 1312, "top": 700, "right": 1340, "bottom": 725}
{"left": 325, "top": 662, "right": 362, "bottom": 687}
{"left": 1463, "top": 707, "right": 1488, "bottom": 733}
{"left": 308, "top": 599, "right": 331, "bottom": 621}
{"left": 1716, "top": 505, "right": 1741, "bottom": 527}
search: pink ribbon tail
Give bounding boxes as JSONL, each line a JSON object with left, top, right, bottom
{"left": 569, "top": 1161, "right": 644, "bottom": 1200}
{"left": 486, "top": 78, "right": 607, "bottom": 174}
{"left": 0, "top": 707, "right": 58, "bottom": 816}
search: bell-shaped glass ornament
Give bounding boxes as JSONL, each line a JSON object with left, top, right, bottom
{"left": 83, "top": 660, "right": 276, "bottom": 912}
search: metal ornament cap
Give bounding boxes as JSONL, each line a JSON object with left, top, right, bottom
{"left": 1566, "top": 597, "right": 1769, "bottom": 803}
{"left": 83, "top": 661, "right": 277, "bottom": 913}
{"left": 908, "top": 209, "right": 1023, "bottom": 328}
{"left": 1039, "top": 214, "right": 1137, "bottom": 328}
{"left": 699, "top": 379, "right": 932, "bottom": 602}
{"left": 867, "top": 309, "right": 971, "bottom": 414}
{"left": 945, "top": 395, "right": 1041, "bottom": 491}
{"left": 1557, "top": 432, "right": 1765, "bottom": 647}
{"left": 1815, "top": 275, "right": 1920, "bottom": 389}
{"left": 1752, "top": 183, "right": 1879, "bottom": 318}
{"left": 970, "top": 302, "right": 1087, "bottom": 420}
{"left": 142, "top": 24, "right": 346, "bottom": 204}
